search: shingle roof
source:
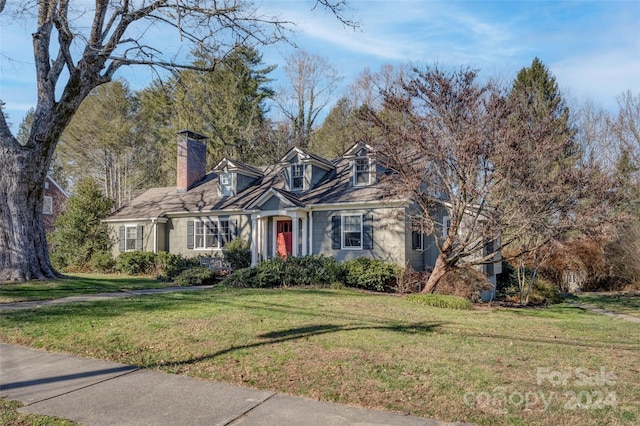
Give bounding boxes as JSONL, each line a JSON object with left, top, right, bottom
{"left": 106, "top": 151, "right": 405, "bottom": 221}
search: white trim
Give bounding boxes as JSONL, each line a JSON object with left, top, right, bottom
{"left": 341, "top": 214, "right": 363, "bottom": 250}
{"left": 247, "top": 188, "right": 297, "bottom": 210}
{"left": 103, "top": 217, "right": 167, "bottom": 224}
{"left": 309, "top": 200, "right": 407, "bottom": 211}
{"left": 352, "top": 157, "right": 372, "bottom": 187}
{"left": 123, "top": 224, "right": 137, "bottom": 252}
{"left": 192, "top": 218, "right": 232, "bottom": 250}
{"left": 290, "top": 164, "right": 304, "bottom": 191}
{"left": 163, "top": 209, "right": 244, "bottom": 218}
{"left": 45, "top": 175, "right": 70, "bottom": 198}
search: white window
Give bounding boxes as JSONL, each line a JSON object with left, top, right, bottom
{"left": 194, "top": 219, "right": 231, "bottom": 249}
{"left": 125, "top": 225, "right": 137, "bottom": 251}
{"left": 43, "top": 196, "right": 53, "bottom": 215}
{"left": 342, "top": 214, "right": 362, "bottom": 249}
{"left": 291, "top": 164, "right": 304, "bottom": 191}
{"left": 353, "top": 158, "right": 370, "bottom": 186}
{"left": 220, "top": 173, "right": 233, "bottom": 197}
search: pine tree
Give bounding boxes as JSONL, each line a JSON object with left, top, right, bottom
{"left": 49, "top": 178, "right": 114, "bottom": 271}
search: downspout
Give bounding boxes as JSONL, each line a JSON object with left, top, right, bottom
{"left": 309, "top": 209, "right": 313, "bottom": 255}
{"left": 152, "top": 218, "right": 157, "bottom": 253}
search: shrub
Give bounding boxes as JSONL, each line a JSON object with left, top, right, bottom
{"left": 154, "top": 252, "right": 196, "bottom": 280}
{"left": 222, "top": 267, "right": 258, "bottom": 288}
{"left": 223, "top": 239, "right": 251, "bottom": 269}
{"left": 434, "top": 266, "right": 493, "bottom": 302}
{"left": 115, "top": 251, "right": 156, "bottom": 275}
{"left": 89, "top": 251, "right": 115, "bottom": 273}
{"left": 405, "top": 294, "right": 474, "bottom": 310}
{"left": 343, "top": 257, "right": 400, "bottom": 292}
{"left": 173, "top": 267, "right": 220, "bottom": 286}
{"left": 221, "top": 255, "right": 345, "bottom": 289}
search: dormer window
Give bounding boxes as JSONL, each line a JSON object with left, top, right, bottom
{"left": 353, "top": 158, "right": 371, "bottom": 186}
{"left": 220, "top": 173, "right": 233, "bottom": 196}
{"left": 291, "top": 164, "right": 304, "bottom": 191}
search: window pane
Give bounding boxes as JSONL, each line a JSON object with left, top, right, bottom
{"left": 206, "top": 222, "right": 218, "bottom": 248}
{"left": 342, "top": 215, "right": 362, "bottom": 248}
{"left": 125, "top": 226, "right": 137, "bottom": 251}
{"left": 43, "top": 196, "right": 53, "bottom": 214}
{"left": 291, "top": 164, "right": 304, "bottom": 189}
{"left": 355, "top": 159, "right": 370, "bottom": 185}
{"left": 220, "top": 220, "right": 231, "bottom": 247}
{"left": 194, "top": 222, "right": 204, "bottom": 249}
{"left": 220, "top": 173, "right": 232, "bottom": 196}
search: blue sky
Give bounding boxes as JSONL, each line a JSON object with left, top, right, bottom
{"left": 1, "top": 1, "right": 639, "bottom": 134}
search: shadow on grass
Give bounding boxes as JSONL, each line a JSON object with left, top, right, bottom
{"left": 149, "top": 321, "right": 444, "bottom": 370}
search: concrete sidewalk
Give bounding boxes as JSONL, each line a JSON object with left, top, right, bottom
{"left": 0, "top": 343, "right": 461, "bottom": 426}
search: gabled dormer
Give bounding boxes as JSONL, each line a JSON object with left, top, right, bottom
{"left": 343, "top": 141, "right": 377, "bottom": 187}
{"left": 279, "top": 147, "right": 334, "bottom": 192}
{"left": 213, "top": 158, "right": 263, "bottom": 197}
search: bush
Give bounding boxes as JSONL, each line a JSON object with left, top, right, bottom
{"left": 223, "top": 239, "right": 251, "bottom": 269}
{"left": 115, "top": 251, "right": 195, "bottom": 278}
{"left": 154, "top": 252, "right": 197, "bottom": 280}
{"left": 173, "top": 267, "right": 220, "bottom": 286}
{"left": 221, "top": 255, "right": 345, "bottom": 289}
{"left": 434, "top": 266, "right": 493, "bottom": 302}
{"left": 115, "top": 251, "right": 156, "bottom": 275}
{"left": 89, "top": 251, "right": 115, "bottom": 273}
{"left": 406, "top": 294, "right": 474, "bottom": 310}
{"left": 343, "top": 257, "right": 400, "bottom": 292}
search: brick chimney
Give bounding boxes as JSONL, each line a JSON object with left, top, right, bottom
{"left": 176, "top": 130, "right": 207, "bottom": 192}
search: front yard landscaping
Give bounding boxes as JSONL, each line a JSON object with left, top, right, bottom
{"left": 0, "top": 283, "right": 638, "bottom": 425}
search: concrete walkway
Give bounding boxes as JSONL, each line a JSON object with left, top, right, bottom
{"left": 0, "top": 343, "right": 463, "bottom": 426}
{"left": 567, "top": 302, "right": 640, "bottom": 323}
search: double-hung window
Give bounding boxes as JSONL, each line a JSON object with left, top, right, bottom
{"left": 412, "top": 220, "right": 424, "bottom": 250}
{"left": 125, "top": 225, "right": 137, "bottom": 251}
{"left": 193, "top": 219, "right": 232, "bottom": 249}
{"left": 342, "top": 214, "right": 362, "bottom": 249}
{"left": 353, "top": 158, "right": 370, "bottom": 186}
{"left": 291, "top": 164, "right": 304, "bottom": 191}
{"left": 220, "top": 173, "right": 233, "bottom": 196}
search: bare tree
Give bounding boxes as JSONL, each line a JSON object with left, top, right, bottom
{"left": 365, "top": 65, "right": 613, "bottom": 294}
{"left": 0, "top": 0, "right": 356, "bottom": 282}
{"left": 276, "top": 50, "right": 342, "bottom": 148}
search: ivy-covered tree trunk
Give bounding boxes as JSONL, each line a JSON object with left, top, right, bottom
{"left": 0, "top": 138, "right": 57, "bottom": 281}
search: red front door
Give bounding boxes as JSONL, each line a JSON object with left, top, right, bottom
{"left": 276, "top": 220, "right": 293, "bottom": 258}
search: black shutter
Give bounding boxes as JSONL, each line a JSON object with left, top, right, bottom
{"left": 135, "top": 225, "right": 143, "bottom": 251}
{"left": 118, "top": 226, "right": 125, "bottom": 252}
{"left": 331, "top": 216, "right": 341, "bottom": 249}
{"left": 363, "top": 213, "right": 374, "bottom": 250}
{"left": 187, "top": 220, "right": 194, "bottom": 249}
{"left": 233, "top": 219, "right": 239, "bottom": 238}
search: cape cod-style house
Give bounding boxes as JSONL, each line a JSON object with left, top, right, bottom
{"left": 104, "top": 130, "right": 500, "bottom": 297}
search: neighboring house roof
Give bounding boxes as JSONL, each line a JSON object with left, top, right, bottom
{"left": 105, "top": 147, "right": 405, "bottom": 222}
{"left": 45, "top": 175, "right": 70, "bottom": 198}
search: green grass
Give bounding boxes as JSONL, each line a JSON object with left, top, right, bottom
{"left": 0, "top": 398, "right": 78, "bottom": 425}
{"left": 0, "top": 287, "right": 638, "bottom": 425}
{"left": 0, "top": 273, "right": 169, "bottom": 303}
{"left": 574, "top": 293, "right": 640, "bottom": 319}
{"left": 405, "top": 293, "right": 474, "bottom": 310}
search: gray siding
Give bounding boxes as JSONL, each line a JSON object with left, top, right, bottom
{"left": 311, "top": 207, "right": 405, "bottom": 265}
{"left": 236, "top": 173, "right": 258, "bottom": 193}
{"left": 310, "top": 165, "right": 329, "bottom": 188}
{"left": 167, "top": 214, "right": 252, "bottom": 258}
{"left": 260, "top": 195, "right": 290, "bottom": 211}
{"left": 109, "top": 221, "right": 154, "bottom": 258}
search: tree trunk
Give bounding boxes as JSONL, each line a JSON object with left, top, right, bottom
{"left": 421, "top": 253, "right": 450, "bottom": 293}
{"left": 0, "top": 141, "right": 57, "bottom": 282}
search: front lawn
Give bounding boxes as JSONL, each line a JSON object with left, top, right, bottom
{"left": 0, "top": 274, "right": 169, "bottom": 303}
{"left": 0, "top": 288, "right": 637, "bottom": 425}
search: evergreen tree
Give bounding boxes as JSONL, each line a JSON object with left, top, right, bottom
{"left": 49, "top": 178, "right": 114, "bottom": 271}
